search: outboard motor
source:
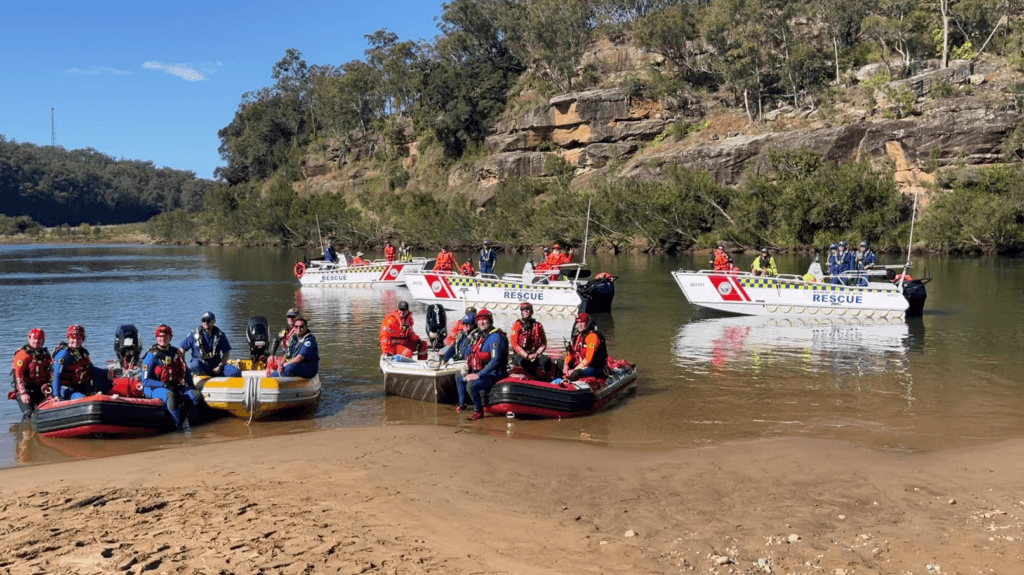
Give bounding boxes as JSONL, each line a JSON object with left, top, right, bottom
{"left": 246, "top": 316, "right": 271, "bottom": 363}
{"left": 902, "top": 278, "right": 930, "bottom": 317}
{"left": 425, "top": 304, "right": 448, "bottom": 351}
{"left": 577, "top": 273, "right": 616, "bottom": 313}
{"left": 114, "top": 325, "right": 142, "bottom": 369}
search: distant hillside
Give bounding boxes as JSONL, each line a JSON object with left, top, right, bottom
{"left": 0, "top": 137, "right": 212, "bottom": 226}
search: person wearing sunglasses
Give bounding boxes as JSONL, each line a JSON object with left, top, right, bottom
{"left": 275, "top": 317, "right": 319, "bottom": 378}
{"left": 180, "top": 312, "right": 241, "bottom": 378}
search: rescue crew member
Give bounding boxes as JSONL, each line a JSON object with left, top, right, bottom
{"left": 459, "top": 258, "right": 476, "bottom": 276}
{"left": 441, "top": 313, "right": 479, "bottom": 366}
{"left": 856, "top": 241, "right": 877, "bottom": 270}
{"left": 832, "top": 241, "right": 855, "bottom": 285}
{"left": 275, "top": 317, "right": 319, "bottom": 378}
{"left": 384, "top": 240, "right": 397, "bottom": 262}
{"left": 535, "top": 246, "right": 553, "bottom": 271}
{"left": 479, "top": 240, "right": 497, "bottom": 275}
{"left": 433, "top": 246, "right": 456, "bottom": 272}
{"left": 711, "top": 244, "right": 733, "bottom": 271}
{"left": 562, "top": 313, "right": 608, "bottom": 382}
{"left": 323, "top": 241, "right": 338, "bottom": 264}
{"left": 142, "top": 324, "right": 202, "bottom": 429}
{"left": 510, "top": 302, "right": 552, "bottom": 379}
{"left": 444, "top": 307, "right": 477, "bottom": 347}
{"left": 399, "top": 241, "right": 412, "bottom": 262}
{"left": 827, "top": 243, "right": 839, "bottom": 278}
{"left": 751, "top": 247, "right": 778, "bottom": 277}
{"left": 379, "top": 301, "right": 428, "bottom": 359}
{"left": 52, "top": 325, "right": 110, "bottom": 401}
{"left": 180, "top": 312, "right": 242, "bottom": 378}
{"left": 272, "top": 308, "right": 300, "bottom": 356}
{"left": 460, "top": 309, "right": 509, "bottom": 420}
{"left": 352, "top": 251, "right": 369, "bottom": 266}
{"left": 551, "top": 244, "right": 571, "bottom": 266}
{"left": 11, "top": 328, "right": 52, "bottom": 415}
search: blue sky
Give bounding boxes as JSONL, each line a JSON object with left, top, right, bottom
{"left": 0, "top": 0, "right": 445, "bottom": 179}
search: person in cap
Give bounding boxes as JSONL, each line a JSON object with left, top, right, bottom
{"left": 274, "top": 317, "right": 319, "bottom": 378}
{"left": 272, "top": 308, "right": 301, "bottom": 356}
{"left": 444, "top": 307, "right": 477, "bottom": 347}
{"left": 478, "top": 239, "right": 498, "bottom": 275}
{"left": 551, "top": 243, "right": 571, "bottom": 267}
{"left": 180, "top": 312, "right": 241, "bottom": 378}
{"left": 711, "top": 244, "right": 733, "bottom": 272}
{"left": 441, "top": 312, "right": 480, "bottom": 366}
{"left": 535, "top": 246, "right": 554, "bottom": 272}
{"left": 11, "top": 328, "right": 52, "bottom": 415}
{"left": 379, "top": 301, "right": 428, "bottom": 359}
{"left": 143, "top": 324, "right": 202, "bottom": 429}
{"left": 751, "top": 247, "right": 778, "bottom": 277}
{"left": 510, "top": 302, "right": 552, "bottom": 380}
{"left": 562, "top": 313, "right": 609, "bottom": 382}
{"left": 52, "top": 325, "right": 110, "bottom": 401}
{"left": 323, "top": 240, "right": 338, "bottom": 264}
{"left": 351, "top": 251, "right": 369, "bottom": 266}
{"left": 459, "top": 309, "right": 509, "bottom": 419}
{"left": 384, "top": 239, "right": 397, "bottom": 262}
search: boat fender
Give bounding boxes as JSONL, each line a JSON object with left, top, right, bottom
{"left": 294, "top": 262, "right": 306, "bottom": 278}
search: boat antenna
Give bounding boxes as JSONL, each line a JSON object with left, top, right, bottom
{"left": 581, "top": 199, "right": 591, "bottom": 267}
{"left": 899, "top": 193, "right": 918, "bottom": 290}
{"left": 315, "top": 214, "right": 324, "bottom": 249}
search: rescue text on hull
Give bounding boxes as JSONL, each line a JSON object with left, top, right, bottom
{"left": 482, "top": 360, "right": 638, "bottom": 419}
{"left": 671, "top": 268, "right": 925, "bottom": 320}
{"left": 194, "top": 359, "right": 321, "bottom": 420}
{"left": 294, "top": 257, "right": 433, "bottom": 287}
{"left": 379, "top": 355, "right": 467, "bottom": 404}
{"left": 403, "top": 263, "right": 614, "bottom": 315}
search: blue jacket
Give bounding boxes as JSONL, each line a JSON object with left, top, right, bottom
{"left": 834, "top": 250, "right": 855, "bottom": 274}
{"left": 324, "top": 246, "right": 337, "bottom": 263}
{"left": 180, "top": 327, "right": 232, "bottom": 369}
{"left": 287, "top": 332, "right": 319, "bottom": 372}
{"left": 141, "top": 346, "right": 194, "bottom": 390}
{"left": 856, "top": 249, "right": 876, "bottom": 270}
{"left": 52, "top": 346, "right": 109, "bottom": 398}
{"left": 476, "top": 329, "right": 509, "bottom": 379}
{"left": 479, "top": 248, "right": 497, "bottom": 273}
{"left": 442, "top": 328, "right": 478, "bottom": 363}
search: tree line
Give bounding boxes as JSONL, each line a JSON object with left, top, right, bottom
{"left": 0, "top": 136, "right": 212, "bottom": 228}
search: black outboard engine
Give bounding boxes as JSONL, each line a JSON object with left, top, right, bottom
{"left": 425, "top": 304, "right": 448, "bottom": 351}
{"left": 577, "top": 273, "right": 616, "bottom": 313}
{"left": 902, "top": 279, "right": 929, "bottom": 317}
{"left": 246, "top": 316, "right": 271, "bottom": 363}
{"left": 114, "top": 325, "right": 142, "bottom": 368}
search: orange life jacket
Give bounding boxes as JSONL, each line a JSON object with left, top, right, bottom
{"left": 380, "top": 310, "right": 415, "bottom": 354}
{"left": 384, "top": 244, "right": 396, "bottom": 261}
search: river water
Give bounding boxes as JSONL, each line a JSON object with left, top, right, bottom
{"left": 1, "top": 245, "right": 1022, "bottom": 467}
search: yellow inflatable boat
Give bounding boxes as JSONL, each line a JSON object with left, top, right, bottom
{"left": 194, "top": 359, "right": 321, "bottom": 420}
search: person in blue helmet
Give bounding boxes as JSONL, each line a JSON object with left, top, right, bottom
{"left": 827, "top": 244, "right": 840, "bottom": 278}
{"left": 51, "top": 325, "right": 110, "bottom": 401}
{"left": 142, "top": 324, "right": 203, "bottom": 429}
{"left": 179, "top": 312, "right": 242, "bottom": 378}
{"left": 832, "top": 241, "right": 855, "bottom": 285}
{"left": 460, "top": 309, "right": 509, "bottom": 420}
{"left": 478, "top": 240, "right": 498, "bottom": 275}
{"left": 443, "top": 312, "right": 480, "bottom": 366}
{"left": 854, "top": 240, "right": 877, "bottom": 286}
{"left": 274, "top": 317, "right": 319, "bottom": 378}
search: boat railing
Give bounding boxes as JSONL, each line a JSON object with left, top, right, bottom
{"left": 676, "top": 268, "right": 899, "bottom": 290}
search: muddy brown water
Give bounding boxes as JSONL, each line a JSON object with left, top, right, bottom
{"left": 2, "top": 245, "right": 1022, "bottom": 467}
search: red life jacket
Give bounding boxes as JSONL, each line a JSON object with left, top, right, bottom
{"left": 148, "top": 345, "right": 187, "bottom": 384}
{"left": 460, "top": 261, "right": 475, "bottom": 275}
{"left": 15, "top": 345, "right": 52, "bottom": 385}
{"left": 512, "top": 319, "right": 544, "bottom": 354}
{"left": 384, "top": 244, "right": 396, "bottom": 261}
{"left": 571, "top": 329, "right": 608, "bottom": 371}
{"left": 467, "top": 327, "right": 503, "bottom": 372}
{"left": 57, "top": 346, "right": 93, "bottom": 387}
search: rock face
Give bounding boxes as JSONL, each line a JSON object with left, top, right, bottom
{"left": 621, "top": 98, "right": 1019, "bottom": 186}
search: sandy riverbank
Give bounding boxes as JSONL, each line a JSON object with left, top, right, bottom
{"left": 1, "top": 427, "right": 1021, "bottom": 574}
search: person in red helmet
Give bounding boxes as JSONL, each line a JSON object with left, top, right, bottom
{"left": 143, "top": 324, "right": 203, "bottom": 429}
{"left": 52, "top": 325, "right": 110, "bottom": 400}
{"left": 510, "top": 302, "right": 552, "bottom": 379}
{"left": 11, "top": 328, "right": 52, "bottom": 416}
{"left": 563, "top": 313, "right": 608, "bottom": 382}
{"left": 379, "top": 301, "right": 428, "bottom": 359}
{"left": 459, "top": 308, "right": 509, "bottom": 420}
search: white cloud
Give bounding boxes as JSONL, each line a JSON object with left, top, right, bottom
{"left": 143, "top": 61, "right": 205, "bottom": 81}
{"left": 66, "top": 66, "right": 131, "bottom": 76}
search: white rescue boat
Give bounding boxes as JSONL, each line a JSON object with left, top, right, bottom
{"left": 380, "top": 355, "right": 466, "bottom": 404}
{"left": 294, "top": 256, "right": 433, "bottom": 287}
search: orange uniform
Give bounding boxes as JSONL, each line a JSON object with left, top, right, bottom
{"left": 352, "top": 256, "right": 369, "bottom": 266}
{"left": 379, "top": 310, "right": 427, "bottom": 358}
{"left": 434, "top": 250, "right": 456, "bottom": 272}
{"left": 384, "top": 244, "right": 396, "bottom": 262}
{"left": 712, "top": 249, "right": 732, "bottom": 271}
{"left": 564, "top": 330, "right": 607, "bottom": 372}
{"left": 12, "top": 346, "right": 52, "bottom": 405}
{"left": 459, "top": 261, "right": 476, "bottom": 276}
{"left": 510, "top": 319, "right": 547, "bottom": 357}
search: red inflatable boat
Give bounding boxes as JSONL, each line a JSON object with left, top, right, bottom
{"left": 30, "top": 392, "right": 170, "bottom": 438}
{"left": 483, "top": 359, "right": 638, "bottom": 418}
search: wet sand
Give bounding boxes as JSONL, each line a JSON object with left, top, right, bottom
{"left": 2, "top": 427, "right": 1022, "bottom": 574}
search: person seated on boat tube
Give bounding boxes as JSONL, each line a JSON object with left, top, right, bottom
{"left": 510, "top": 302, "right": 553, "bottom": 380}
{"left": 442, "top": 313, "right": 480, "bottom": 365}
{"left": 562, "top": 313, "right": 608, "bottom": 382}
{"left": 711, "top": 244, "right": 734, "bottom": 272}
{"left": 458, "top": 309, "right": 509, "bottom": 420}
{"left": 380, "top": 300, "right": 428, "bottom": 359}
{"left": 350, "top": 251, "right": 369, "bottom": 266}
{"left": 323, "top": 241, "right": 338, "bottom": 264}
{"left": 384, "top": 240, "right": 396, "bottom": 262}
{"left": 433, "top": 246, "right": 456, "bottom": 272}
{"left": 11, "top": 328, "right": 52, "bottom": 416}
{"left": 51, "top": 325, "right": 111, "bottom": 401}
{"left": 444, "top": 307, "right": 477, "bottom": 347}
{"left": 479, "top": 240, "right": 497, "bottom": 275}
{"left": 180, "top": 312, "right": 242, "bottom": 378}
{"left": 751, "top": 248, "right": 778, "bottom": 277}
{"left": 831, "top": 241, "right": 855, "bottom": 285}
{"left": 272, "top": 317, "right": 319, "bottom": 378}
{"left": 398, "top": 241, "right": 412, "bottom": 262}
{"left": 142, "top": 324, "right": 202, "bottom": 429}
{"left": 271, "top": 308, "right": 301, "bottom": 356}
{"left": 459, "top": 258, "right": 476, "bottom": 276}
